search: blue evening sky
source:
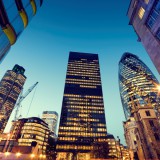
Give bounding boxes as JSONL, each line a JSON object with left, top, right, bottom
{"left": 0, "top": 0, "right": 159, "bottom": 145}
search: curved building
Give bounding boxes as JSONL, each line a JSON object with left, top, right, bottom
{"left": 0, "top": 0, "right": 43, "bottom": 62}
{"left": 10, "top": 117, "right": 49, "bottom": 155}
{"left": 119, "top": 52, "right": 160, "bottom": 120}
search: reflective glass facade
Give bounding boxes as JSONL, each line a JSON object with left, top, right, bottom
{"left": 10, "top": 117, "right": 49, "bottom": 154}
{"left": 119, "top": 52, "right": 160, "bottom": 120}
{"left": 56, "top": 52, "right": 107, "bottom": 157}
{"left": 0, "top": 64, "right": 26, "bottom": 133}
{"left": 42, "top": 111, "right": 58, "bottom": 134}
{"left": 0, "top": 0, "right": 43, "bottom": 63}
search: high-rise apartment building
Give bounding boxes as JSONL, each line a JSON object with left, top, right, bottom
{"left": 0, "top": 0, "right": 43, "bottom": 63}
{"left": 0, "top": 64, "right": 26, "bottom": 134}
{"left": 127, "top": 0, "right": 160, "bottom": 73}
{"left": 42, "top": 111, "right": 58, "bottom": 134}
{"left": 119, "top": 52, "right": 160, "bottom": 120}
{"left": 56, "top": 52, "right": 107, "bottom": 160}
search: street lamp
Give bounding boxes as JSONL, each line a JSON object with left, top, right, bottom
{"left": 16, "top": 152, "right": 21, "bottom": 158}
{"left": 30, "top": 153, "right": 35, "bottom": 159}
{"left": 5, "top": 152, "right": 10, "bottom": 157}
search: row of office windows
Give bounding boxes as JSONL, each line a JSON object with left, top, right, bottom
{"left": 56, "top": 145, "right": 92, "bottom": 150}
{"left": 58, "top": 132, "right": 107, "bottom": 137}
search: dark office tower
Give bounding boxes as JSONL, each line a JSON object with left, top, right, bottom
{"left": 0, "top": 64, "right": 26, "bottom": 133}
{"left": 56, "top": 52, "right": 107, "bottom": 159}
{"left": 119, "top": 52, "right": 160, "bottom": 120}
{"left": 0, "top": 0, "right": 43, "bottom": 63}
{"left": 127, "top": 0, "right": 160, "bottom": 73}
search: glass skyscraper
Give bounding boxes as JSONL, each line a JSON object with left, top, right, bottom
{"left": 0, "top": 0, "right": 43, "bottom": 63}
{"left": 56, "top": 52, "right": 107, "bottom": 159}
{"left": 0, "top": 64, "right": 26, "bottom": 133}
{"left": 119, "top": 52, "right": 160, "bottom": 120}
{"left": 42, "top": 111, "right": 58, "bottom": 134}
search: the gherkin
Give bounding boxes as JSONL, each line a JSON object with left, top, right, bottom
{"left": 119, "top": 52, "right": 160, "bottom": 120}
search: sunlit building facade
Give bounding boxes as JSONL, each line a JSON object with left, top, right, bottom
{"left": 119, "top": 52, "right": 160, "bottom": 120}
{"left": 0, "top": 64, "right": 26, "bottom": 134}
{"left": 0, "top": 0, "right": 43, "bottom": 63}
{"left": 127, "top": 0, "right": 160, "bottom": 73}
{"left": 56, "top": 52, "right": 107, "bottom": 159}
{"left": 10, "top": 117, "right": 49, "bottom": 155}
{"left": 42, "top": 111, "right": 58, "bottom": 134}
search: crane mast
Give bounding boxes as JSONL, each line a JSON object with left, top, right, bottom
{"left": 14, "top": 82, "right": 38, "bottom": 120}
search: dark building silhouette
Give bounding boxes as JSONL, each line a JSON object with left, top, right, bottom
{"left": 0, "top": 0, "right": 43, "bottom": 63}
{"left": 0, "top": 64, "right": 26, "bottom": 133}
{"left": 56, "top": 52, "right": 107, "bottom": 159}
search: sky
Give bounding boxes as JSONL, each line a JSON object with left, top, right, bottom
{"left": 0, "top": 0, "right": 160, "bottom": 145}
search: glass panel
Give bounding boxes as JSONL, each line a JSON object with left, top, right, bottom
{"left": 147, "top": 16, "right": 155, "bottom": 28}
{"left": 2, "top": 0, "right": 24, "bottom": 37}
{"left": 151, "top": 10, "right": 159, "bottom": 20}
{"left": 22, "top": 1, "right": 34, "bottom": 22}
{"left": 0, "top": 27, "right": 11, "bottom": 63}
{"left": 155, "top": 1, "right": 160, "bottom": 13}
{"left": 156, "top": 29, "right": 160, "bottom": 40}
{"left": 34, "top": 0, "right": 41, "bottom": 9}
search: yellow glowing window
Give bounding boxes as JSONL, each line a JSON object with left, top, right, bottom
{"left": 144, "top": 0, "right": 149, "bottom": 4}
{"left": 138, "top": 7, "right": 145, "bottom": 19}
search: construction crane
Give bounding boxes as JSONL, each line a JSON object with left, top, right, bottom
{"left": 14, "top": 82, "right": 38, "bottom": 121}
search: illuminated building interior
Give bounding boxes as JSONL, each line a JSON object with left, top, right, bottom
{"left": 56, "top": 52, "right": 107, "bottom": 158}
{"left": 10, "top": 117, "right": 49, "bottom": 154}
{"left": 0, "top": 64, "right": 26, "bottom": 133}
{"left": 119, "top": 52, "right": 160, "bottom": 120}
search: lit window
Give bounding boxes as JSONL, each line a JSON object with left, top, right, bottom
{"left": 144, "top": 0, "right": 149, "bottom": 4}
{"left": 138, "top": 7, "right": 145, "bottom": 19}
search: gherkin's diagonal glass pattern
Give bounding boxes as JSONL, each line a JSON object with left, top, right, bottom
{"left": 56, "top": 52, "right": 107, "bottom": 155}
{"left": 119, "top": 52, "right": 160, "bottom": 120}
{"left": 0, "top": 0, "right": 43, "bottom": 63}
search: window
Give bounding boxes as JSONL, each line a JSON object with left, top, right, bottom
{"left": 144, "top": 0, "right": 149, "bottom": 4}
{"left": 149, "top": 120, "right": 154, "bottom": 127}
{"left": 145, "top": 110, "right": 151, "bottom": 116}
{"left": 154, "top": 133, "right": 160, "bottom": 140}
{"left": 138, "top": 7, "right": 145, "bottom": 19}
{"left": 156, "top": 28, "right": 160, "bottom": 40}
{"left": 146, "top": 0, "right": 160, "bottom": 29}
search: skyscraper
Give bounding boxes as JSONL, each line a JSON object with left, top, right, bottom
{"left": 127, "top": 0, "right": 160, "bottom": 73}
{"left": 119, "top": 53, "right": 160, "bottom": 159}
{"left": 42, "top": 111, "right": 58, "bottom": 134}
{"left": 0, "top": 64, "right": 26, "bottom": 133}
{"left": 0, "top": 0, "right": 43, "bottom": 63}
{"left": 119, "top": 52, "right": 160, "bottom": 120}
{"left": 56, "top": 52, "right": 107, "bottom": 159}
{"left": 10, "top": 117, "right": 49, "bottom": 155}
